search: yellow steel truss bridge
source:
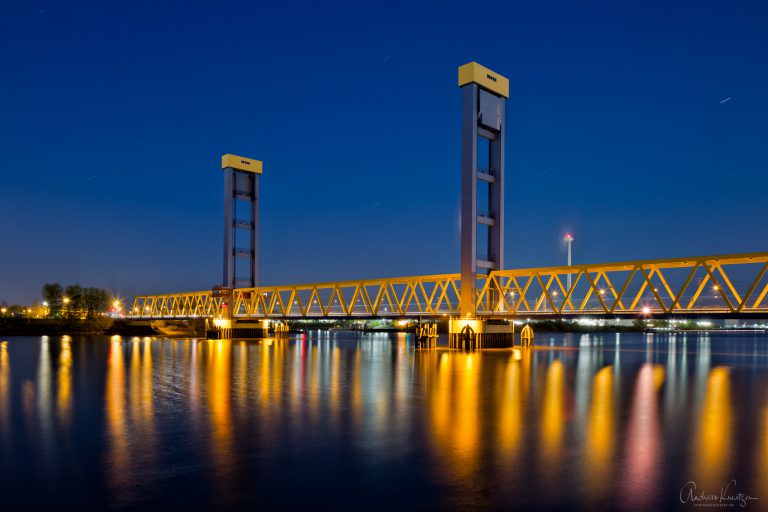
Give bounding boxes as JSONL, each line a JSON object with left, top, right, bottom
{"left": 131, "top": 252, "right": 768, "bottom": 319}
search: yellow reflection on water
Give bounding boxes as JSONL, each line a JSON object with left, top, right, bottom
{"left": 329, "top": 346, "right": 340, "bottom": 427}
{"left": 584, "top": 366, "right": 613, "bottom": 498}
{"left": 623, "top": 364, "right": 665, "bottom": 510}
{"left": 236, "top": 342, "right": 247, "bottom": 417}
{"left": 497, "top": 352, "right": 524, "bottom": 464}
{"left": 691, "top": 366, "right": 732, "bottom": 493}
{"left": 427, "top": 351, "right": 481, "bottom": 480}
{"left": 130, "top": 340, "right": 156, "bottom": 457}
{"left": 130, "top": 340, "right": 142, "bottom": 427}
{"left": 141, "top": 340, "right": 154, "bottom": 425}
{"left": 0, "top": 342, "right": 9, "bottom": 440}
{"left": 454, "top": 353, "right": 479, "bottom": 469}
{"left": 105, "top": 339, "right": 129, "bottom": 489}
{"left": 207, "top": 339, "right": 234, "bottom": 493}
{"left": 351, "top": 347, "right": 363, "bottom": 431}
{"left": 540, "top": 359, "right": 564, "bottom": 468}
{"left": 57, "top": 338, "right": 72, "bottom": 428}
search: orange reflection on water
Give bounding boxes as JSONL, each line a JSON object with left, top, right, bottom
{"left": 584, "top": 365, "right": 613, "bottom": 498}
{"left": 622, "top": 364, "right": 665, "bottom": 510}
{"left": 350, "top": 347, "right": 363, "bottom": 431}
{"left": 206, "top": 339, "right": 235, "bottom": 495}
{"left": 497, "top": 351, "right": 526, "bottom": 465}
{"left": 329, "top": 346, "right": 341, "bottom": 428}
{"left": 105, "top": 339, "right": 129, "bottom": 490}
{"left": 454, "top": 353, "right": 480, "bottom": 467}
{"left": 129, "top": 340, "right": 156, "bottom": 460}
{"left": 57, "top": 338, "right": 72, "bottom": 428}
{"left": 540, "top": 359, "right": 565, "bottom": 468}
{"left": 236, "top": 342, "right": 248, "bottom": 418}
{"left": 130, "top": 340, "right": 142, "bottom": 427}
{"left": 691, "top": 366, "right": 732, "bottom": 493}
{"left": 0, "top": 342, "right": 10, "bottom": 440}
{"left": 427, "top": 351, "right": 482, "bottom": 480}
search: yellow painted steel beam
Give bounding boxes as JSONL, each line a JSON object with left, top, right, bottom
{"left": 458, "top": 61, "right": 509, "bottom": 98}
{"left": 221, "top": 154, "right": 262, "bottom": 174}
{"left": 129, "top": 252, "right": 768, "bottom": 319}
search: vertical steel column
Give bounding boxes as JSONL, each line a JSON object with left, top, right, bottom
{"left": 221, "top": 154, "right": 262, "bottom": 289}
{"left": 488, "top": 101, "right": 505, "bottom": 277}
{"left": 460, "top": 83, "right": 479, "bottom": 317}
{"left": 250, "top": 175, "right": 259, "bottom": 287}
{"left": 458, "top": 62, "right": 509, "bottom": 317}
{"left": 223, "top": 167, "right": 235, "bottom": 288}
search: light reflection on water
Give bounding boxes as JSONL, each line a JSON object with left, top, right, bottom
{"left": 0, "top": 331, "right": 767, "bottom": 510}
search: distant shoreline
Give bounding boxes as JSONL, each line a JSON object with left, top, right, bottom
{"left": 1, "top": 317, "right": 764, "bottom": 338}
{"left": 0, "top": 318, "right": 154, "bottom": 336}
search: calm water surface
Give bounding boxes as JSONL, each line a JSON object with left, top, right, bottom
{"left": 0, "top": 331, "right": 767, "bottom": 511}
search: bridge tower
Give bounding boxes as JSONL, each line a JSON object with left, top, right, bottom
{"left": 222, "top": 153, "right": 262, "bottom": 289}
{"left": 458, "top": 62, "right": 509, "bottom": 317}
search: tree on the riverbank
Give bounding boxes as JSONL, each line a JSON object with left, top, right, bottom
{"left": 41, "top": 283, "right": 112, "bottom": 318}
{"left": 42, "top": 283, "right": 64, "bottom": 315}
{"left": 82, "top": 288, "right": 109, "bottom": 319}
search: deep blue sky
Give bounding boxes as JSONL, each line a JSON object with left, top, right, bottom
{"left": 1, "top": 1, "right": 766, "bottom": 304}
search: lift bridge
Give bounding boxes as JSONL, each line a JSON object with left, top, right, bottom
{"left": 130, "top": 62, "right": 768, "bottom": 344}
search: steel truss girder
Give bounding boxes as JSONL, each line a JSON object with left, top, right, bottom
{"left": 130, "top": 252, "right": 768, "bottom": 319}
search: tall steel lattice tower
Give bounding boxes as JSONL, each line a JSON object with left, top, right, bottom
{"left": 222, "top": 153, "right": 262, "bottom": 289}
{"left": 458, "top": 62, "right": 509, "bottom": 317}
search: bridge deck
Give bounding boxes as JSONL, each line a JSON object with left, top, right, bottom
{"left": 131, "top": 252, "right": 768, "bottom": 319}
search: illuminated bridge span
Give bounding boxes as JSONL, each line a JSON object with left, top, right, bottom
{"left": 131, "top": 252, "right": 768, "bottom": 319}
{"left": 129, "top": 62, "right": 767, "bottom": 347}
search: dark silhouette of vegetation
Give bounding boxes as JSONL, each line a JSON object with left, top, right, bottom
{"left": 41, "top": 283, "right": 111, "bottom": 319}
{"left": 42, "top": 283, "right": 64, "bottom": 315}
{"left": 0, "top": 284, "right": 117, "bottom": 335}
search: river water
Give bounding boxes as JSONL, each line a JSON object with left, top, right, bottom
{"left": 0, "top": 331, "right": 766, "bottom": 510}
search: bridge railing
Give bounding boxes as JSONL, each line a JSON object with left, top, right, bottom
{"left": 130, "top": 252, "right": 768, "bottom": 318}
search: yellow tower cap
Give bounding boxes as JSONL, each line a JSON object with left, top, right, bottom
{"left": 458, "top": 62, "right": 509, "bottom": 98}
{"left": 221, "top": 154, "right": 262, "bottom": 174}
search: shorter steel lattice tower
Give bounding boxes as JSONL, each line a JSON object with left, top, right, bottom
{"left": 221, "top": 154, "right": 262, "bottom": 289}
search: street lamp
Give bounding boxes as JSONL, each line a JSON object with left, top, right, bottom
{"left": 563, "top": 233, "right": 574, "bottom": 290}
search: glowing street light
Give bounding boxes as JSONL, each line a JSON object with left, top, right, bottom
{"left": 563, "top": 233, "right": 574, "bottom": 290}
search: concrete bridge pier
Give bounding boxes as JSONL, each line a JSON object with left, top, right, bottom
{"left": 205, "top": 318, "right": 269, "bottom": 339}
{"left": 449, "top": 318, "right": 514, "bottom": 349}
